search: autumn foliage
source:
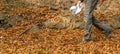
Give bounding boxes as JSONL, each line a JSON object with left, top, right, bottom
{"left": 0, "top": 0, "right": 120, "bottom": 54}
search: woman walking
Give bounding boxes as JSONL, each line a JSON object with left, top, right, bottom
{"left": 78, "top": 0, "right": 113, "bottom": 41}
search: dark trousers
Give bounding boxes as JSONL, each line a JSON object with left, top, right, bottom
{"left": 83, "top": 0, "right": 112, "bottom": 40}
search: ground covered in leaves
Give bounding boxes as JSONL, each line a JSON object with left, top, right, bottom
{"left": 0, "top": 0, "right": 120, "bottom": 54}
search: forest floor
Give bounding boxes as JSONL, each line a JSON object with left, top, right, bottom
{"left": 0, "top": 0, "right": 120, "bottom": 54}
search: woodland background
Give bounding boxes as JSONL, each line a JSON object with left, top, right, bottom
{"left": 0, "top": 0, "right": 120, "bottom": 54}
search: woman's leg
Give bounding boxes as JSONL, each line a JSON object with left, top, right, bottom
{"left": 83, "top": 0, "right": 98, "bottom": 41}
{"left": 92, "top": 15, "right": 113, "bottom": 39}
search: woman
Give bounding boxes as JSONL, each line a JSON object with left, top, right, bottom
{"left": 78, "top": 0, "right": 113, "bottom": 41}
